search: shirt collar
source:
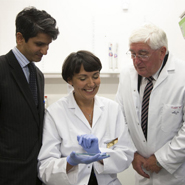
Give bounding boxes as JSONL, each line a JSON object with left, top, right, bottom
{"left": 144, "top": 60, "right": 164, "bottom": 82}
{"left": 12, "top": 46, "right": 30, "bottom": 68}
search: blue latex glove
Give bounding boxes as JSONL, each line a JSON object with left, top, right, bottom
{"left": 77, "top": 134, "right": 101, "bottom": 154}
{"left": 67, "top": 151, "right": 109, "bottom": 166}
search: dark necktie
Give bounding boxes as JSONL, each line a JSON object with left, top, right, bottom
{"left": 141, "top": 77, "right": 154, "bottom": 140}
{"left": 28, "top": 62, "right": 38, "bottom": 106}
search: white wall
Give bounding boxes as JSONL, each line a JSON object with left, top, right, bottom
{"left": 1, "top": 0, "right": 185, "bottom": 184}
{"left": 1, "top": 0, "right": 185, "bottom": 72}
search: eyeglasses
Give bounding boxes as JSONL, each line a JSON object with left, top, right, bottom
{"left": 126, "top": 50, "right": 156, "bottom": 61}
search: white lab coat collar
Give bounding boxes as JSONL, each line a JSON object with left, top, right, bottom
{"left": 67, "top": 91, "right": 105, "bottom": 128}
{"left": 153, "top": 52, "right": 175, "bottom": 90}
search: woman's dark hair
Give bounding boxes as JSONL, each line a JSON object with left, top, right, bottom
{"left": 62, "top": 50, "right": 102, "bottom": 83}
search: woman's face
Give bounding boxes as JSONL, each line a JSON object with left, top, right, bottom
{"left": 68, "top": 65, "right": 100, "bottom": 102}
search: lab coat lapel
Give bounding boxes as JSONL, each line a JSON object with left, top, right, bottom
{"left": 92, "top": 96, "right": 103, "bottom": 128}
{"left": 130, "top": 67, "right": 139, "bottom": 95}
{"left": 75, "top": 106, "right": 90, "bottom": 127}
{"left": 68, "top": 92, "right": 91, "bottom": 129}
{"left": 153, "top": 53, "right": 174, "bottom": 91}
{"left": 130, "top": 67, "right": 141, "bottom": 123}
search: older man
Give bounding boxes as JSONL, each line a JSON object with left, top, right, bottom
{"left": 116, "top": 24, "right": 185, "bottom": 184}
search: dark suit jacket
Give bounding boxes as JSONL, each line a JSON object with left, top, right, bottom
{"left": 0, "top": 50, "right": 44, "bottom": 185}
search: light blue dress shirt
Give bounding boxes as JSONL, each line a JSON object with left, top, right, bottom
{"left": 12, "top": 46, "right": 32, "bottom": 83}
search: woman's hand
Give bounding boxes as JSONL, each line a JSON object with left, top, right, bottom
{"left": 77, "top": 134, "right": 101, "bottom": 154}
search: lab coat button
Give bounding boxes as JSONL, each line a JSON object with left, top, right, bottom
{"left": 88, "top": 166, "right": 90, "bottom": 168}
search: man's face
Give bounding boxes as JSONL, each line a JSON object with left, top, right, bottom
{"left": 16, "top": 32, "right": 52, "bottom": 62}
{"left": 129, "top": 42, "right": 166, "bottom": 77}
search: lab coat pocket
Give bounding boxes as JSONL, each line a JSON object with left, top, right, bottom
{"left": 161, "top": 104, "right": 183, "bottom": 133}
{"left": 103, "top": 138, "right": 118, "bottom": 149}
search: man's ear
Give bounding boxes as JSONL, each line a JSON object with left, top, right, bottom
{"left": 16, "top": 32, "right": 25, "bottom": 45}
{"left": 160, "top": 46, "right": 167, "bottom": 60}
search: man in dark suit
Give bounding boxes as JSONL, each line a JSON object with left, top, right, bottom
{"left": 0, "top": 7, "right": 59, "bottom": 185}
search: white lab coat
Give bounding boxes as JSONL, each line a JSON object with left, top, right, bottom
{"left": 38, "top": 91, "right": 135, "bottom": 185}
{"left": 116, "top": 53, "right": 185, "bottom": 185}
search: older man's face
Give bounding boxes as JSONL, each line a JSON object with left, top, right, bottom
{"left": 129, "top": 42, "right": 166, "bottom": 77}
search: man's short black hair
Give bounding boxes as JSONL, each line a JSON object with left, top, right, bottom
{"left": 16, "top": 6, "right": 59, "bottom": 42}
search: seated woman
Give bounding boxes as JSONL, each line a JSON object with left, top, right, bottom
{"left": 38, "top": 50, "right": 136, "bottom": 185}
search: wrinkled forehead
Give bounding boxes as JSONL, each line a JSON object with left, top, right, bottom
{"left": 129, "top": 42, "right": 152, "bottom": 52}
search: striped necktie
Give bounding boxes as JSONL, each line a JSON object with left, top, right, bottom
{"left": 141, "top": 76, "right": 154, "bottom": 140}
{"left": 28, "top": 62, "right": 38, "bottom": 106}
